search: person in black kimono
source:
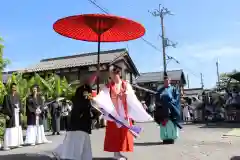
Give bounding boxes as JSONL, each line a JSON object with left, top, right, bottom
{"left": 43, "top": 106, "right": 49, "bottom": 132}
{"left": 24, "top": 84, "right": 51, "bottom": 145}
{"left": 41, "top": 96, "right": 49, "bottom": 132}
{"left": 53, "top": 73, "right": 98, "bottom": 160}
{"left": 51, "top": 99, "right": 61, "bottom": 135}
{"left": 2, "top": 83, "right": 23, "bottom": 150}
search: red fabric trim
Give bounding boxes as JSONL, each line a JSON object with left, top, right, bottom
{"left": 107, "top": 80, "right": 128, "bottom": 118}
{"left": 162, "top": 119, "right": 168, "bottom": 126}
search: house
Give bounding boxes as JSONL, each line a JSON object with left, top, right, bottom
{"left": 184, "top": 88, "right": 203, "bottom": 97}
{"left": 3, "top": 49, "right": 139, "bottom": 86}
{"left": 136, "top": 70, "right": 186, "bottom": 90}
{"left": 135, "top": 70, "right": 186, "bottom": 106}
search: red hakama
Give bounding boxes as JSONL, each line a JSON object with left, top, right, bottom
{"left": 104, "top": 81, "right": 134, "bottom": 152}
{"left": 104, "top": 120, "right": 133, "bottom": 152}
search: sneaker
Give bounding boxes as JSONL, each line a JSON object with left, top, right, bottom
{"left": 3, "top": 147, "right": 10, "bottom": 151}
{"left": 17, "top": 145, "right": 23, "bottom": 148}
{"left": 114, "top": 156, "right": 127, "bottom": 160}
{"left": 44, "top": 140, "right": 52, "bottom": 144}
{"left": 114, "top": 153, "right": 127, "bottom": 160}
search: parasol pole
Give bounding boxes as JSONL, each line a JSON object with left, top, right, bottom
{"left": 97, "top": 34, "right": 101, "bottom": 94}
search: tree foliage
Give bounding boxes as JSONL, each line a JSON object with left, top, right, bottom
{"left": 217, "top": 70, "right": 240, "bottom": 91}
{"left": 0, "top": 37, "right": 10, "bottom": 80}
{"left": 0, "top": 72, "right": 76, "bottom": 105}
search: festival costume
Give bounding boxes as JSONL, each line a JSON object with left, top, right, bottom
{"left": 183, "top": 105, "right": 191, "bottom": 121}
{"left": 25, "top": 94, "right": 51, "bottom": 145}
{"left": 2, "top": 93, "right": 24, "bottom": 150}
{"left": 53, "top": 74, "right": 97, "bottom": 160}
{"left": 94, "top": 80, "right": 153, "bottom": 159}
{"left": 155, "top": 85, "right": 181, "bottom": 144}
{"left": 50, "top": 101, "right": 61, "bottom": 135}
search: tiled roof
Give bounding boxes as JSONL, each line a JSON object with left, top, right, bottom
{"left": 184, "top": 88, "right": 203, "bottom": 96}
{"left": 24, "top": 48, "right": 128, "bottom": 72}
{"left": 136, "top": 70, "right": 186, "bottom": 84}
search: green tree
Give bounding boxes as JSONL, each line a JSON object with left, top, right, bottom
{"left": 218, "top": 70, "right": 239, "bottom": 90}
{"left": 0, "top": 37, "right": 10, "bottom": 81}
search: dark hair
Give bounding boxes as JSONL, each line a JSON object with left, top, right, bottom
{"left": 31, "top": 84, "right": 39, "bottom": 91}
{"left": 10, "top": 83, "right": 17, "bottom": 88}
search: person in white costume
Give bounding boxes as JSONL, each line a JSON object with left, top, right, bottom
{"left": 183, "top": 104, "right": 191, "bottom": 123}
{"left": 24, "top": 84, "right": 51, "bottom": 145}
{"left": 93, "top": 64, "right": 153, "bottom": 160}
{"left": 2, "top": 83, "right": 23, "bottom": 150}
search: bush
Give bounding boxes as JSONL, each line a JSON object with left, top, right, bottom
{"left": 0, "top": 118, "right": 5, "bottom": 141}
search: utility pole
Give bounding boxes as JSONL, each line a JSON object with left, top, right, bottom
{"left": 149, "top": 4, "right": 177, "bottom": 75}
{"left": 187, "top": 74, "right": 190, "bottom": 88}
{"left": 216, "top": 59, "right": 220, "bottom": 89}
{"left": 200, "top": 73, "right": 204, "bottom": 89}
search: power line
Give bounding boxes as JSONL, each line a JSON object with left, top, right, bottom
{"left": 87, "top": 0, "right": 200, "bottom": 78}
{"left": 88, "top": 0, "right": 109, "bottom": 14}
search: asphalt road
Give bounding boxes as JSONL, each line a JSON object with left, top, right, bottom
{"left": 0, "top": 123, "right": 239, "bottom": 160}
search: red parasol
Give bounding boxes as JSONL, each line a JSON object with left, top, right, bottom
{"left": 53, "top": 14, "right": 145, "bottom": 93}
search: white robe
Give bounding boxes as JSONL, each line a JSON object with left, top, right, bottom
{"left": 3, "top": 106, "right": 23, "bottom": 149}
{"left": 183, "top": 106, "right": 190, "bottom": 119}
{"left": 53, "top": 131, "right": 92, "bottom": 160}
{"left": 24, "top": 112, "right": 51, "bottom": 145}
{"left": 93, "top": 83, "right": 153, "bottom": 124}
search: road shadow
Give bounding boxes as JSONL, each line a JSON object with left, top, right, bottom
{"left": 0, "top": 154, "right": 52, "bottom": 160}
{"left": 199, "top": 123, "right": 240, "bottom": 129}
{"left": 230, "top": 156, "right": 240, "bottom": 160}
{"left": 134, "top": 142, "right": 163, "bottom": 146}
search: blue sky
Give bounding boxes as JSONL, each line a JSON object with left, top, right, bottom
{"left": 1, "top": 0, "right": 240, "bottom": 88}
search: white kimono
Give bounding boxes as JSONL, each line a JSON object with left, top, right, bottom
{"left": 93, "top": 82, "right": 153, "bottom": 127}
{"left": 25, "top": 107, "right": 51, "bottom": 145}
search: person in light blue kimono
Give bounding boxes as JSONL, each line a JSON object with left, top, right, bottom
{"left": 154, "top": 73, "right": 182, "bottom": 144}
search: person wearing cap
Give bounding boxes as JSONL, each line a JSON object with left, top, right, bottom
{"left": 93, "top": 64, "right": 153, "bottom": 160}
{"left": 2, "top": 83, "right": 24, "bottom": 150}
{"left": 53, "top": 73, "right": 98, "bottom": 160}
{"left": 154, "top": 73, "right": 182, "bottom": 144}
{"left": 24, "top": 84, "right": 51, "bottom": 146}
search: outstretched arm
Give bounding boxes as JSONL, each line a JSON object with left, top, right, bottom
{"left": 126, "top": 83, "right": 153, "bottom": 122}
